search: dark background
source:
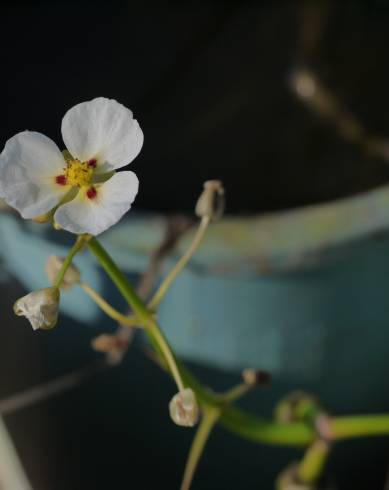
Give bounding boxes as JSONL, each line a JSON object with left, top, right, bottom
{"left": 2, "top": 1, "right": 389, "bottom": 214}
{"left": 1, "top": 1, "right": 389, "bottom": 489}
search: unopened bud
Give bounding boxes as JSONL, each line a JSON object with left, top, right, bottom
{"left": 14, "top": 287, "right": 60, "bottom": 330}
{"left": 45, "top": 255, "right": 81, "bottom": 289}
{"left": 242, "top": 368, "right": 271, "bottom": 386}
{"left": 169, "top": 388, "right": 199, "bottom": 427}
{"left": 195, "top": 180, "right": 225, "bottom": 221}
{"left": 290, "top": 68, "right": 317, "bottom": 99}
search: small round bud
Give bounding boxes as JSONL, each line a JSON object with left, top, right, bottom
{"left": 242, "top": 368, "right": 271, "bottom": 386}
{"left": 290, "top": 68, "right": 316, "bottom": 99}
{"left": 13, "top": 287, "right": 60, "bottom": 330}
{"left": 169, "top": 388, "right": 199, "bottom": 427}
{"left": 195, "top": 180, "right": 225, "bottom": 221}
{"left": 45, "top": 255, "right": 81, "bottom": 289}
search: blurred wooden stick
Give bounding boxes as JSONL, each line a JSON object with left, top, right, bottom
{"left": 290, "top": 67, "right": 389, "bottom": 163}
{"left": 293, "top": 1, "right": 389, "bottom": 164}
{"left": 0, "top": 415, "right": 33, "bottom": 490}
{"left": 0, "top": 359, "right": 106, "bottom": 416}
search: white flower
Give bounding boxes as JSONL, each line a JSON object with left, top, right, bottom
{"left": 45, "top": 255, "right": 81, "bottom": 289}
{"left": 13, "top": 287, "right": 60, "bottom": 330}
{"left": 169, "top": 388, "right": 199, "bottom": 427}
{"left": 0, "top": 97, "right": 143, "bottom": 235}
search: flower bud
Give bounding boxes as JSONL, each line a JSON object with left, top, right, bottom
{"left": 45, "top": 255, "right": 81, "bottom": 289}
{"left": 169, "top": 388, "right": 199, "bottom": 427}
{"left": 13, "top": 287, "right": 60, "bottom": 330}
{"left": 290, "top": 68, "right": 317, "bottom": 99}
{"left": 242, "top": 368, "right": 271, "bottom": 386}
{"left": 195, "top": 180, "right": 225, "bottom": 221}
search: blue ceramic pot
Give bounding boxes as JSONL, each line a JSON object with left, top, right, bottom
{"left": 2, "top": 182, "right": 389, "bottom": 414}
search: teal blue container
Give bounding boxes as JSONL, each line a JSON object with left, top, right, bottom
{"left": 2, "top": 181, "right": 389, "bottom": 414}
{"left": 156, "top": 183, "right": 389, "bottom": 413}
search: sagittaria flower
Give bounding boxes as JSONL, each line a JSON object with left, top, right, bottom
{"left": 0, "top": 97, "right": 143, "bottom": 235}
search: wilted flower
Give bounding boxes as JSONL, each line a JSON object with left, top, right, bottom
{"left": 0, "top": 97, "right": 143, "bottom": 235}
{"left": 195, "top": 180, "right": 225, "bottom": 221}
{"left": 45, "top": 255, "right": 81, "bottom": 289}
{"left": 13, "top": 287, "right": 60, "bottom": 330}
{"left": 91, "top": 333, "right": 131, "bottom": 365}
{"left": 169, "top": 388, "right": 199, "bottom": 427}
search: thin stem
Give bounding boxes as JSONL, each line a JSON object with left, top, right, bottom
{"left": 87, "top": 237, "right": 150, "bottom": 320}
{"left": 87, "top": 237, "right": 185, "bottom": 392}
{"left": 330, "top": 414, "right": 389, "bottom": 440}
{"left": 79, "top": 282, "right": 140, "bottom": 327}
{"left": 54, "top": 235, "right": 86, "bottom": 288}
{"left": 146, "top": 320, "right": 185, "bottom": 392}
{"left": 297, "top": 439, "right": 330, "bottom": 484}
{"left": 219, "top": 383, "right": 252, "bottom": 404}
{"left": 219, "top": 405, "right": 314, "bottom": 447}
{"left": 87, "top": 237, "right": 389, "bottom": 448}
{"left": 148, "top": 216, "right": 210, "bottom": 311}
{"left": 181, "top": 407, "right": 220, "bottom": 490}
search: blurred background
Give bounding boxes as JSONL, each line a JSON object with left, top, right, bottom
{"left": 1, "top": 1, "right": 389, "bottom": 489}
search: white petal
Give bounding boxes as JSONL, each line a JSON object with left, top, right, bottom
{"left": 54, "top": 171, "right": 139, "bottom": 235}
{"left": 61, "top": 97, "right": 143, "bottom": 171}
{"left": 0, "top": 132, "right": 68, "bottom": 218}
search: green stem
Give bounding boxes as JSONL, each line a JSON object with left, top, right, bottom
{"left": 87, "top": 237, "right": 185, "bottom": 392}
{"left": 219, "top": 383, "right": 252, "bottom": 404}
{"left": 148, "top": 216, "right": 210, "bottom": 311}
{"left": 54, "top": 235, "right": 86, "bottom": 288}
{"left": 79, "top": 282, "right": 140, "bottom": 327}
{"left": 87, "top": 237, "right": 389, "bottom": 448}
{"left": 329, "top": 414, "right": 389, "bottom": 440}
{"left": 147, "top": 320, "right": 185, "bottom": 392}
{"left": 181, "top": 406, "right": 220, "bottom": 490}
{"left": 87, "top": 237, "right": 149, "bottom": 320}
{"left": 297, "top": 439, "right": 330, "bottom": 484}
{"left": 220, "top": 405, "right": 314, "bottom": 446}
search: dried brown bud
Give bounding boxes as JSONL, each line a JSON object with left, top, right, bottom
{"left": 91, "top": 333, "right": 129, "bottom": 355}
{"left": 195, "top": 180, "right": 225, "bottom": 221}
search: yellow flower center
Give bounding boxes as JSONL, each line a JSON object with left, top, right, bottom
{"left": 65, "top": 159, "right": 95, "bottom": 187}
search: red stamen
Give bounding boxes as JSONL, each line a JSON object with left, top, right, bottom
{"left": 86, "top": 187, "right": 97, "bottom": 200}
{"left": 55, "top": 175, "right": 67, "bottom": 185}
{"left": 88, "top": 158, "right": 97, "bottom": 168}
